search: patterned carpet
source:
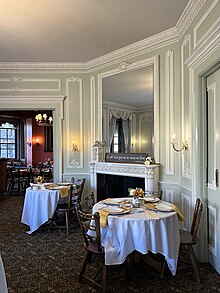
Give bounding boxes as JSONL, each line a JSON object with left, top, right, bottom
{"left": 0, "top": 195, "right": 220, "bottom": 293}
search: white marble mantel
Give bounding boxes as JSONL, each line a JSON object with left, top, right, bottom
{"left": 89, "top": 162, "right": 160, "bottom": 198}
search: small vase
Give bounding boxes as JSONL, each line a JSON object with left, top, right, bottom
{"left": 132, "top": 196, "right": 140, "bottom": 208}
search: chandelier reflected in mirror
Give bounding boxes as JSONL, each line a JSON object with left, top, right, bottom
{"left": 35, "top": 110, "right": 53, "bottom": 126}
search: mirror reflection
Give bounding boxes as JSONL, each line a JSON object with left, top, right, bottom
{"left": 102, "top": 65, "right": 154, "bottom": 157}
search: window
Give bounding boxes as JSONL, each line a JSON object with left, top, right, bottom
{"left": 111, "top": 119, "right": 125, "bottom": 153}
{"left": 0, "top": 122, "right": 16, "bottom": 158}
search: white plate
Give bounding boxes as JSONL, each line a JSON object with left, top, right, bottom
{"left": 102, "top": 199, "right": 120, "bottom": 206}
{"left": 147, "top": 203, "right": 174, "bottom": 212}
{"left": 144, "top": 197, "right": 160, "bottom": 203}
{"left": 104, "top": 206, "right": 131, "bottom": 215}
{"left": 57, "top": 182, "right": 73, "bottom": 186}
{"left": 132, "top": 208, "right": 144, "bottom": 213}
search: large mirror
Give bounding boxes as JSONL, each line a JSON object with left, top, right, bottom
{"left": 98, "top": 57, "right": 159, "bottom": 162}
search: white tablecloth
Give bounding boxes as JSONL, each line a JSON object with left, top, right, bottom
{"left": 93, "top": 199, "right": 180, "bottom": 275}
{"left": 0, "top": 255, "right": 8, "bottom": 293}
{"left": 21, "top": 188, "right": 60, "bottom": 234}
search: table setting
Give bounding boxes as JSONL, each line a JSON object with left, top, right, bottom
{"left": 91, "top": 195, "right": 183, "bottom": 276}
{"left": 21, "top": 182, "right": 75, "bottom": 234}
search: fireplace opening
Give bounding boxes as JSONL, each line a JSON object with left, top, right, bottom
{"left": 97, "top": 174, "right": 145, "bottom": 202}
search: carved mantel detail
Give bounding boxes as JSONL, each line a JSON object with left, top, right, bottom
{"left": 89, "top": 162, "right": 160, "bottom": 197}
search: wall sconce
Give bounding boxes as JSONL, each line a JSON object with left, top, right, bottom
{"left": 27, "top": 139, "right": 32, "bottom": 147}
{"left": 71, "top": 140, "right": 79, "bottom": 152}
{"left": 35, "top": 138, "right": 40, "bottom": 146}
{"left": 170, "top": 134, "right": 188, "bottom": 152}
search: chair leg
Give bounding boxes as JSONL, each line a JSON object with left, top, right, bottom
{"left": 102, "top": 263, "right": 107, "bottom": 293}
{"left": 65, "top": 211, "right": 69, "bottom": 235}
{"left": 187, "top": 245, "right": 200, "bottom": 284}
{"left": 78, "top": 252, "right": 92, "bottom": 282}
{"left": 160, "top": 257, "right": 167, "bottom": 279}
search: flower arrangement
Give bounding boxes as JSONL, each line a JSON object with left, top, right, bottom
{"left": 35, "top": 176, "right": 44, "bottom": 184}
{"left": 129, "top": 187, "right": 144, "bottom": 198}
{"left": 144, "top": 157, "right": 155, "bottom": 166}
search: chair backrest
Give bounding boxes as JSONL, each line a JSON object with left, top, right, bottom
{"left": 191, "top": 198, "right": 203, "bottom": 241}
{"left": 72, "top": 177, "right": 86, "bottom": 206}
{"left": 145, "top": 190, "right": 163, "bottom": 200}
{"left": 85, "top": 192, "right": 95, "bottom": 213}
{"left": 77, "top": 209, "right": 102, "bottom": 251}
{"left": 66, "top": 185, "right": 74, "bottom": 209}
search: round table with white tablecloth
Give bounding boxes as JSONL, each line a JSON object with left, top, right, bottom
{"left": 92, "top": 198, "right": 180, "bottom": 276}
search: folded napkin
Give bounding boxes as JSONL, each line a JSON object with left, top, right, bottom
{"left": 171, "top": 204, "right": 185, "bottom": 222}
{"left": 56, "top": 186, "right": 69, "bottom": 197}
{"left": 144, "top": 209, "right": 159, "bottom": 219}
{"left": 98, "top": 209, "right": 109, "bottom": 228}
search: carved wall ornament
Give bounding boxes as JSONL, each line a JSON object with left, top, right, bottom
{"left": 118, "top": 62, "right": 131, "bottom": 70}
{"left": 141, "top": 112, "right": 153, "bottom": 124}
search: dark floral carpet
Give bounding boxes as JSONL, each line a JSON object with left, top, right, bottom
{"left": 0, "top": 194, "right": 220, "bottom": 293}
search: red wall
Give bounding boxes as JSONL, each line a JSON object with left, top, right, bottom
{"left": 26, "top": 119, "right": 53, "bottom": 166}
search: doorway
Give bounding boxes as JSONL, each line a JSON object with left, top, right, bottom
{"left": 0, "top": 96, "right": 64, "bottom": 183}
{"left": 206, "top": 65, "right": 220, "bottom": 273}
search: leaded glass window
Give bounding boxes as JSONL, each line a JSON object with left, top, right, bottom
{"left": 0, "top": 122, "right": 16, "bottom": 158}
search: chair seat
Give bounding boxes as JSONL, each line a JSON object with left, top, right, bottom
{"left": 180, "top": 229, "right": 197, "bottom": 245}
{"left": 85, "top": 241, "right": 105, "bottom": 254}
{"left": 56, "top": 203, "right": 75, "bottom": 212}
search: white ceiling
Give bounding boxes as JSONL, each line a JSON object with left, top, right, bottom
{"left": 0, "top": 0, "right": 189, "bottom": 63}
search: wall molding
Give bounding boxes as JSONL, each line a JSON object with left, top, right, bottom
{"left": 207, "top": 82, "right": 217, "bottom": 191}
{"left": 165, "top": 50, "right": 174, "bottom": 175}
{"left": 0, "top": 77, "right": 61, "bottom": 93}
{"left": 193, "top": 0, "right": 219, "bottom": 49}
{"left": 65, "top": 77, "right": 83, "bottom": 169}
{"left": 207, "top": 203, "right": 217, "bottom": 255}
{"left": 90, "top": 75, "right": 96, "bottom": 161}
{"left": 181, "top": 34, "right": 192, "bottom": 179}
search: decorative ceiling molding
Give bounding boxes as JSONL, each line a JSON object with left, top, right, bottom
{"left": 0, "top": 0, "right": 208, "bottom": 72}
{"left": 176, "top": 0, "right": 207, "bottom": 39}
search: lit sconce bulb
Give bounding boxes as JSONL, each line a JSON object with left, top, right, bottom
{"left": 171, "top": 134, "right": 176, "bottom": 142}
{"left": 43, "top": 113, "right": 47, "bottom": 120}
{"left": 48, "top": 116, "right": 53, "bottom": 123}
{"left": 35, "top": 138, "right": 40, "bottom": 146}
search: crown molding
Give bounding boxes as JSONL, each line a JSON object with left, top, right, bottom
{"left": 87, "top": 27, "right": 179, "bottom": 72}
{"left": 0, "top": 62, "right": 87, "bottom": 72}
{"left": 0, "top": 0, "right": 208, "bottom": 72}
{"left": 176, "top": 0, "right": 207, "bottom": 39}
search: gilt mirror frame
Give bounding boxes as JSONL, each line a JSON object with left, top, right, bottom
{"left": 97, "top": 56, "right": 159, "bottom": 163}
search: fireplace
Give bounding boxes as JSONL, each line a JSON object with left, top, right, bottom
{"left": 89, "top": 162, "right": 160, "bottom": 201}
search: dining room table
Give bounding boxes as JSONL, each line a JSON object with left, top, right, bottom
{"left": 21, "top": 183, "right": 74, "bottom": 234}
{"left": 91, "top": 197, "right": 181, "bottom": 276}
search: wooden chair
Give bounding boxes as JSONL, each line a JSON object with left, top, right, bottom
{"left": 71, "top": 177, "right": 86, "bottom": 211}
{"left": 50, "top": 185, "right": 76, "bottom": 235}
{"left": 178, "top": 198, "right": 203, "bottom": 283}
{"left": 84, "top": 192, "right": 95, "bottom": 213}
{"left": 7, "top": 168, "right": 28, "bottom": 195}
{"left": 145, "top": 190, "right": 163, "bottom": 199}
{"left": 77, "top": 209, "right": 129, "bottom": 292}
